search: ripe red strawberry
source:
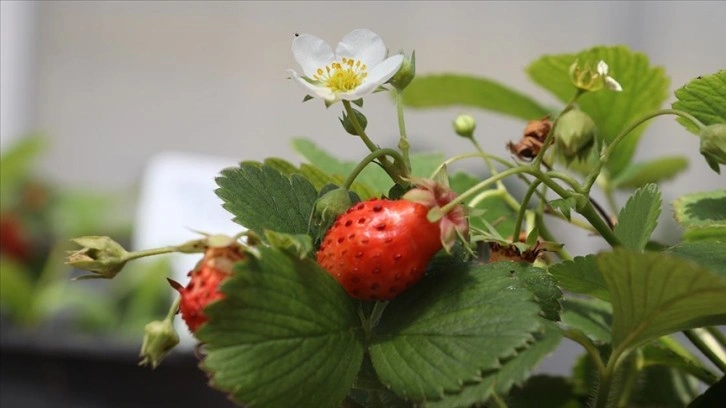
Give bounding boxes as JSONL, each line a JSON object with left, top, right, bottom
{"left": 316, "top": 198, "right": 442, "bottom": 301}
{"left": 170, "top": 242, "right": 245, "bottom": 332}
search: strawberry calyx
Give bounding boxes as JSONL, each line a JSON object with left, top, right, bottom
{"left": 402, "top": 178, "right": 469, "bottom": 252}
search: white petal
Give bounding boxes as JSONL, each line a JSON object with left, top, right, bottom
{"left": 339, "top": 54, "right": 403, "bottom": 99}
{"left": 597, "top": 60, "right": 609, "bottom": 75}
{"left": 605, "top": 76, "right": 623, "bottom": 92}
{"left": 292, "top": 34, "right": 335, "bottom": 78}
{"left": 335, "top": 29, "right": 386, "bottom": 67}
{"left": 287, "top": 69, "right": 337, "bottom": 101}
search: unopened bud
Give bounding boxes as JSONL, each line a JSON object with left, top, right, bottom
{"left": 138, "top": 319, "right": 179, "bottom": 369}
{"left": 453, "top": 114, "right": 476, "bottom": 139}
{"left": 313, "top": 187, "right": 353, "bottom": 232}
{"left": 66, "top": 236, "right": 129, "bottom": 279}
{"left": 340, "top": 108, "right": 368, "bottom": 136}
{"left": 700, "top": 123, "right": 726, "bottom": 174}
{"left": 389, "top": 51, "right": 416, "bottom": 91}
{"left": 554, "top": 110, "right": 597, "bottom": 164}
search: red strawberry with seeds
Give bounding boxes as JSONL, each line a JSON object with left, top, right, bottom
{"left": 170, "top": 241, "right": 245, "bottom": 333}
{"left": 316, "top": 180, "right": 468, "bottom": 301}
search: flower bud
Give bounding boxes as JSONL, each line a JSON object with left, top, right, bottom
{"left": 453, "top": 114, "right": 476, "bottom": 139}
{"left": 138, "top": 319, "right": 180, "bottom": 369}
{"left": 700, "top": 123, "right": 726, "bottom": 174}
{"left": 389, "top": 51, "right": 416, "bottom": 91}
{"left": 569, "top": 59, "right": 622, "bottom": 93}
{"left": 554, "top": 110, "right": 598, "bottom": 165}
{"left": 66, "top": 236, "right": 129, "bottom": 279}
{"left": 339, "top": 108, "right": 368, "bottom": 136}
{"left": 312, "top": 187, "right": 354, "bottom": 235}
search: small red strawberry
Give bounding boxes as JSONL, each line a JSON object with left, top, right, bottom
{"left": 316, "top": 180, "right": 467, "bottom": 301}
{"left": 170, "top": 241, "right": 245, "bottom": 333}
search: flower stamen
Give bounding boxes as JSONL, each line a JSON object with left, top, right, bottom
{"left": 312, "top": 58, "right": 369, "bottom": 93}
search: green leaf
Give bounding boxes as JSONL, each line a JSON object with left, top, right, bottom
{"left": 512, "top": 266, "right": 563, "bottom": 321}
{"left": 401, "top": 74, "right": 550, "bottom": 120}
{"left": 198, "top": 246, "right": 365, "bottom": 408}
{"left": 549, "top": 197, "right": 577, "bottom": 220}
{"left": 611, "top": 156, "right": 689, "bottom": 189}
{"left": 642, "top": 342, "right": 719, "bottom": 385}
{"left": 614, "top": 183, "right": 662, "bottom": 251}
{"left": 549, "top": 255, "right": 610, "bottom": 302}
{"left": 292, "top": 138, "right": 392, "bottom": 197}
{"left": 215, "top": 162, "right": 318, "bottom": 237}
{"left": 672, "top": 70, "right": 726, "bottom": 134}
{"left": 666, "top": 241, "right": 726, "bottom": 277}
{"left": 560, "top": 297, "right": 613, "bottom": 343}
{"left": 369, "top": 261, "right": 543, "bottom": 401}
{"left": 673, "top": 189, "right": 726, "bottom": 241}
{"left": 507, "top": 375, "right": 580, "bottom": 408}
{"left": 264, "top": 230, "right": 314, "bottom": 259}
{"left": 598, "top": 249, "right": 726, "bottom": 353}
{"left": 527, "top": 45, "right": 670, "bottom": 176}
{"left": 427, "top": 321, "right": 564, "bottom": 407}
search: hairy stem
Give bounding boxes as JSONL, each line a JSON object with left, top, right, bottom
{"left": 584, "top": 109, "right": 707, "bottom": 192}
{"left": 394, "top": 90, "right": 412, "bottom": 172}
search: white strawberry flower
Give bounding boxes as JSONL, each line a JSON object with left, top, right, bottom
{"left": 288, "top": 29, "right": 404, "bottom": 104}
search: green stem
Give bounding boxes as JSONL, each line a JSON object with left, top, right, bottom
{"left": 536, "top": 213, "right": 572, "bottom": 260}
{"left": 684, "top": 328, "right": 726, "bottom": 374}
{"left": 394, "top": 90, "right": 411, "bottom": 172}
{"left": 564, "top": 329, "right": 606, "bottom": 376}
{"left": 126, "top": 246, "right": 183, "bottom": 261}
{"left": 513, "top": 180, "right": 542, "bottom": 242}
{"left": 532, "top": 89, "right": 584, "bottom": 168}
{"left": 343, "top": 100, "right": 381, "bottom": 154}
{"left": 470, "top": 136, "right": 505, "bottom": 190}
{"left": 165, "top": 296, "right": 181, "bottom": 322}
{"left": 490, "top": 392, "right": 509, "bottom": 408}
{"left": 342, "top": 148, "right": 408, "bottom": 190}
{"left": 584, "top": 109, "right": 707, "bottom": 192}
{"left": 361, "top": 301, "right": 389, "bottom": 341}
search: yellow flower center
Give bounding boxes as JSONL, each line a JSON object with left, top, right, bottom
{"left": 313, "top": 57, "right": 368, "bottom": 93}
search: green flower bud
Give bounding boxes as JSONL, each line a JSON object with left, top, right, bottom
{"left": 554, "top": 109, "right": 598, "bottom": 165}
{"left": 700, "top": 123, "right": 726, "bottom": 174}
{"left": 389, "top": 51, "right": 416, "bottom": 91}
{"left": 339, "top": 108, "right": 368, "bottom": 136}
{"left": 66, "top": 236, "right": 129, "bottom": 279}
{"left": 312, "top": 187, "right": 353, "bottom": 233}
{"left": 138, "top": 319, "right": 180, "bottom": 369}
{"left": 453, "top": 114, "right": 476, "bottom": 139}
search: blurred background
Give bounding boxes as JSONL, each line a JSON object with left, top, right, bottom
{"left": 1, "top": 1, "right": 725, "bottom": 407}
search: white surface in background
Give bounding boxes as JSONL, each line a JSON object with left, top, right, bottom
{"left": 132, "top": 151, "right": 245, "bottom": 346}
{"left": 0, "top": 1, "right": 37, "bottom": 148}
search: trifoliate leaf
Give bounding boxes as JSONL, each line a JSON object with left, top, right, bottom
{"left": 613, "top": 183, "right": 662, "bottom": 251}
{"left": 672, "top": 70, "right": 726, "bottom": 134}
{"left": 401, "top": 74, "right": 550, "bottom": 121}
{"left": 611, "top": 156, "right": 689, "bottom": 189}
{"left": 598, "top": 249, "right": 726, "bottom": 354}
{"left": 368, "top": 261, "right": 543, "bottom": 402}
{"left": 549, "top": 255, "right": 610, "bottom": 302}
{"left": 198, "top": 247, "right": 365, "bottom": 408}
{"left": 527, "top": 45, "right": 669, "bottom": 176}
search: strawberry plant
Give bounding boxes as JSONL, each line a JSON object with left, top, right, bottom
{"left": 67, "top": 29, "right": 726, "bottom": 407}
